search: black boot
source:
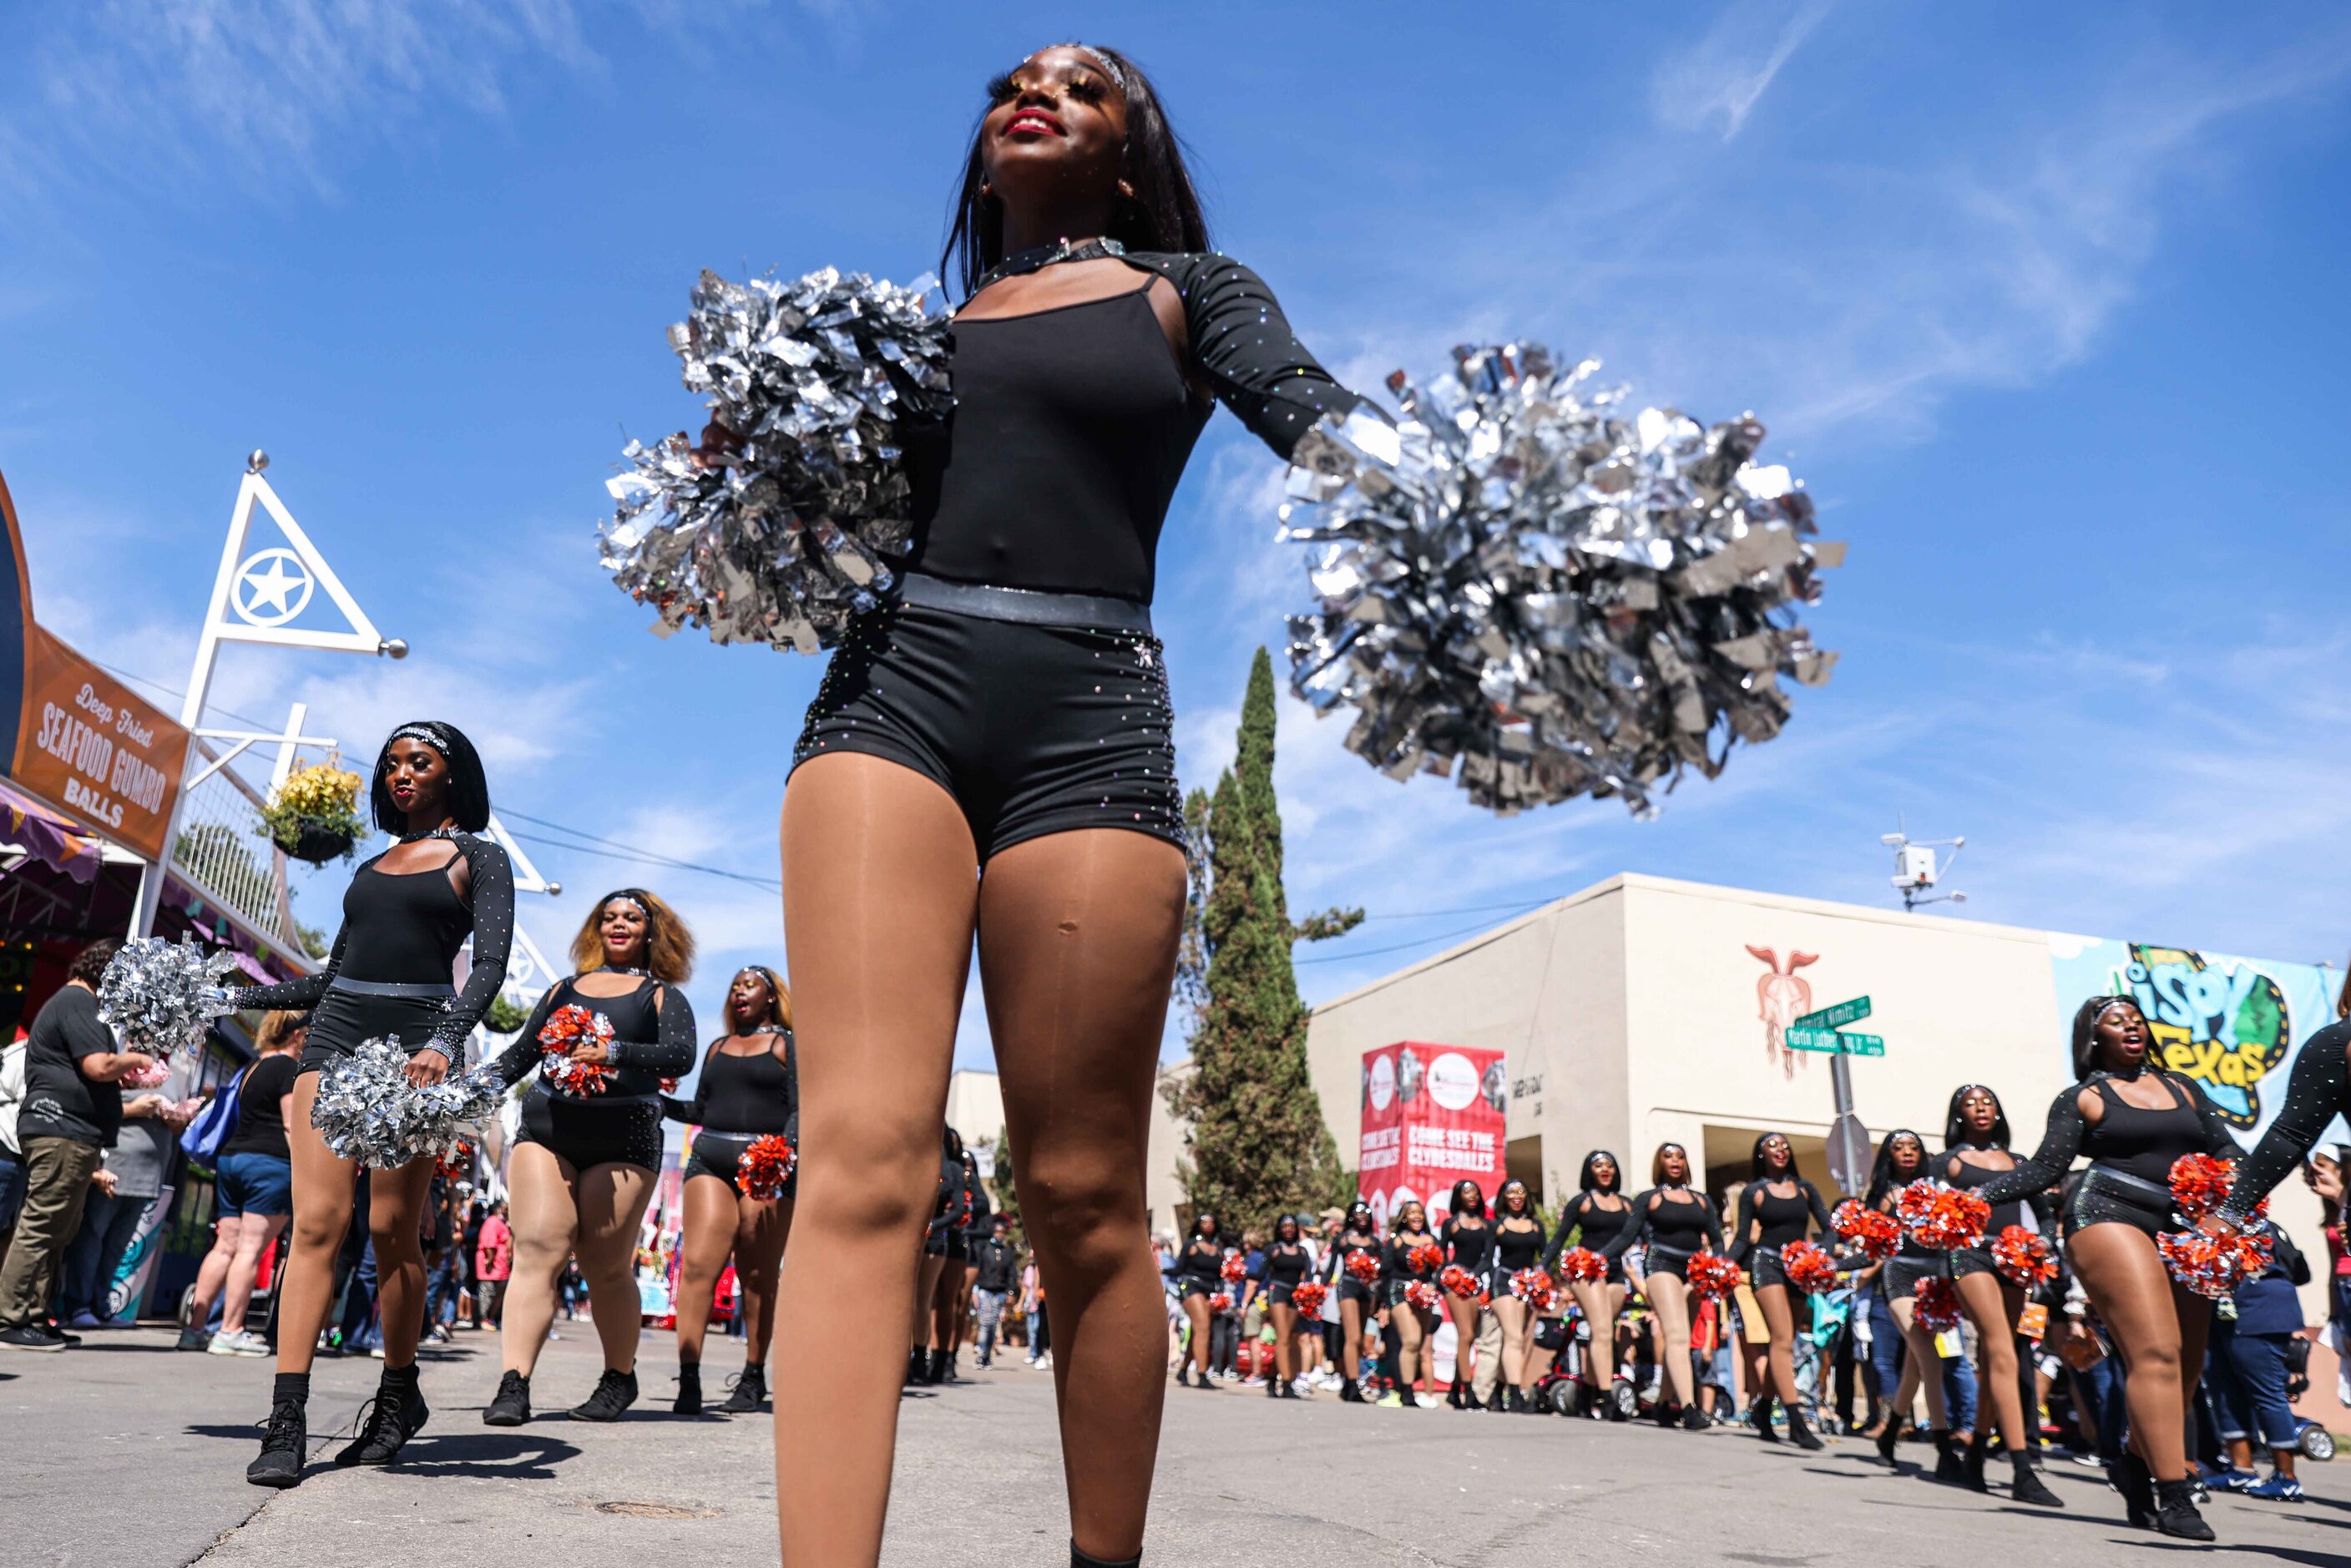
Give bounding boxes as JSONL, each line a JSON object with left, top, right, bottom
{"left": 1447, "top": 1378, "right": 1464, "bottom": 1409}
{"left": 1750, "top": 1393, "right": 1781, "bottom": 1443}
{"left": 1653, "top": 1397, "right": 1680, "bottom": 1429}
{"left": 1933, "top": 1429, "right": 1966, "bottom": 1484}
{"left": 246, "top": 1395, "right": 308, "bottom": 1487}
{"left": 1071, "top": 1543, "right": 1141, "bottom": 1568}
{"left": 2115, "top": 1452, "right": 2156, "bottom": 1528}
{"left": 720, "top": 1363, "right": 766, "bottom": 1414}
{"left": 336, "top": 1369, "right": 429, "bottom": 1465}
{"left": 906, "top": 1348, "right": 925, "bottom": 1386}
{"left": 1264, "top": 1370, "right": 1279, "bottom": 1398}
{"left": 2011, "top": 1452, "right": 2062, "bottom": 1507}
{"left": 1962, "top": 1433, "right": 1989, "bottom": 1492}
{"left": 1507, "top": 1386, "right": 1529, "bottom": 1414}
{"left": 483, "top": 1368, "right": 531, "bottom": 1426}
{"left": 928, "top": 1348, "right": 949, "bottom": 1383}
{"left": 1681, "top": 1403, "right": 1710, "bottom": 1431}
{"left": 1277, "top": 1375, "right": 1298, "bottom": 1399}
{"left": 1784, "top": 1403, "right": 1825, "bottom": 1452}
{"left": 674, "top": 1363, "right": 702, "bottom": 1415}
{"left": 570, "top": 1367, "right": 639, "bottom": 1422}
{"left": 2154, "top": 1478, "right": 2214, "bottom": 1541}
{"left": 1875, "top": 1411, "right": 1904, "bottom": 1466}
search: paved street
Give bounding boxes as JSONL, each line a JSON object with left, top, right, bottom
{"left": 8, "top": 1324, "right": 2350, "bottom": 1567}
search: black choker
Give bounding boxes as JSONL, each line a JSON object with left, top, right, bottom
{"left": 398, "top": 825, "right": 459, "bottom": 843}
{"left": 601, "top": 964, "right": 651, "bottom": 978}
{"left": 976, "top": 235, "right": 1125, "bottom": 293}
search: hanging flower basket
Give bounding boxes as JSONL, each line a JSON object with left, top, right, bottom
{"left": 260, "top": 762, "right": 367, "bottom": 866}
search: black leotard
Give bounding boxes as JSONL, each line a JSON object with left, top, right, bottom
{"left": 490, "top": 974, "right": 696, "bottom": 1100}
{"left": 907, "top": 255, "right": 1362, "bottom": 604}
{"left": 1943, "top": 1151, "right": 2023, "bottom": 1233}
{"left": 1490, "top": 1218, "right": 1548, "bottom": 1276}
{"left": 1727, "top": 1178, "right": 1833, "bottom": 1265}
{"left": 1544, "top": 1191, "right": 1633, "bottom": 1280}
{"left": 1177, "top": 1236, "right": 1226, "bottom": 1292}
{"left": 1980, "top": 1069, "right": 2239, "bottom": 1237}
{"left": 2222, "top": 1018, "right": 2351, "bottom": 1224}
{"left": 230, "top": 832, "right": 514, "bottom": 1062}
{"left": 1332, "top": 1229, "right": 1383, "bottom": 1297}
{"left": 667, "top": 1031, "right": 796, "bottom": 1136}
{"left": 1264, "top": 1242, "right": 1309, "bottom": 1288}
{"left": 1443, "top": 1216, "right": 1494, "bottom": 1273}
{"left": 1602, "top": 1188, "right": 1723, "bottom": 1263}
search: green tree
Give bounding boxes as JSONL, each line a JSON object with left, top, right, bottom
{"left": 483, "top": 994, "right": 530, "bottom": 1035}
{"left": 1163, "top": 648, "right": 1362, "bottom": 1232}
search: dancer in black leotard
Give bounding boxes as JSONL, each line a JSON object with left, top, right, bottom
{"left": 760, "top": 44, "right": 1370, "bottom": 1568}
{"left": 1438, "top": 1180, "right": 1492, "bottom": 1409}
{"left": 1725, "top": 1132, "right": 1833, "bottom": 1449}
{"left": 1977, "top": 998, "right": 2241, "bottom": 1540}
{"left": 1545, "top": 1152, "right": 1633, "bottom": 1419}
{"left": 481, "top": 889, "right": 696, "bottom": 1426}
{"left": 1487, "top": 1179, "right": 1549, "bottom": 1413}
{"left": 1601, "top": 1143, "right": 1722, "bottom": 1430}
{"left": 1861, "top": 1129, "right": 1959, "bottom": 1474}
{"left": 1260, "top": 1215, "right": 1312, "bottom": 1401}
{"left": 232, "top": 722, "right": 512, "bottom": 1486}
{"left": 1383, "top": 1201, "right": 1441, "bottom": 1409}
{"left": 1939, "top": 1085, "right": 2064, "bottom": 1506}
{"left": 912, "top": 1126, "right": 971, "bottom": 1385}
{"left": 1328, "top": 1201, "right": 1384, "bottom": 1404}
{"left": 661, "top": 965, "right": 796, "bottom": 1414}
{"left": 1172, "top": 1213, "right": 1224, "bottom": 1389}
{"left": 938, "top": 1143, "right": 993, "bottom": 1381}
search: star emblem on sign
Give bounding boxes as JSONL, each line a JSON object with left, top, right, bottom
{"left": 230, "top": 547, "right": 315, "bottom": 627}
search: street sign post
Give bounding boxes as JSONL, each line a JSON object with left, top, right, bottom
{"left": 1789, "top": 996, "right": 1885, "bottom": 1196}
{"left": 1786, "top": 1027, "right": 1884, "bottom": 1055}
{"left": 1795, "top": 996, "right": 1872, "bottom": 1030}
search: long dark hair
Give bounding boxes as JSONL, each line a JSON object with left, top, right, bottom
{"left": 1495, "top": 1179, "right": 1534, "bottom": 1220}
{"left": 1577, "top": 1151, "right": 1621, "bottom": 1195}
{"left": 2070, "top": 994, "right": 2148, "bottom": 1080}
{"left": 1274, "top": 1214, "right": 1302, "bottom": 1246}
{"left": 943, "top": 43, "right": 1210, "bottom": 297}
{"left": 1342, "top": 1201, "right": 1374, "bottom": 1236}
{"left": 1864, "top": 1129, "right": 1926, "bottom": 1206}
{"left": 1449, "top": 1180, "right": 1487, "bottom": 1220}
{"left": 370, "top": 721, "right": 490, "bottom": 835}
{"left": 1188, "top": 1211, "right": 1220, "bottom": 1242}
{"left": 1944, "top": 1085, "right": 2012, "bottom": 1151}
{"left": 1749, "top": 1132, "right": 1795, "bottom": 1181}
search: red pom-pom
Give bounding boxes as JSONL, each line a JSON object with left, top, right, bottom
{"left": 538, "top": 1004, "right": 616, "bottom": 1095}
{"left": 1289, "top": 1281, "right": 1328, "bottom": 1318}
{"left": 660, "top": 1075, "right": 680, "bottom": 1093}
{"left": 1509, "top": 1267, "right": 1555, "bottom": 1313}
{"left": 1409, "top": 1242, "right": 1446, "bottom": 1276}
{"left": 1346, "top": 1251, "right": 1382, "bottom": 1283}
{"left": 1555, "top": 1247, "right": 1608, "bottom": 1284}
{"left": 1990, "top": 1225, "right": 2057, "bottom": 1288}
{"left": 1685, "top": 1251, "right": 1742, "bottom": 1300}
{"left": 1912, "top": 1276, "right": 1962, "bottom": 1333}
{"left": 2167, "top": 1153, "right": 2263, "bottom": 1223}
{"left": 1404, "top": 1280, "right": 1440, "bottom": 1313}
{"left": 1221, "top": 1252, "right": 1247, "bottom": 1282}
{"left": 1894, "top": 1179, "right": 1991, "bottom": 1251}
{"left": 2157, "top": 1227, "right": 2274, "bottom": 1299}
{"left": 1780, "top": 1240, "right": 1838, "bottom": 1293}
{"left": 436, "top": 1141, "right": 475, "bottom": 1181}
{"left": 1438, "top": 1264, "right": 1482, "bottom": 1299}
{"left": 1832, "top": 1200, "right": 1902, "bottom": 1262}
{"left": 1207, "top": 1291, "right": 1234, "bottom": 1314}
{"left": 736, "top": 1133, "right": 797, "bottom": 1201}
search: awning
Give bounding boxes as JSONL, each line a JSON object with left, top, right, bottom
{"left": 0, "top": 776, "right": 104, "bottom": 884}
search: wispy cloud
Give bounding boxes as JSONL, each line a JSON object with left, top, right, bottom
{"left": 1651, "top": 0, "right": 1835, "bottom": 142}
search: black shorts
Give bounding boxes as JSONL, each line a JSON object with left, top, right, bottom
{"left": 1749, "top": 1247, "right": 1789, "bottom": 1291}
{"left": 684, "top": 1130, "right": 796, "bottom": 1200}
{"left": 1881, "top": 1256, "right": 1939, "bottom": 1300}
{"left": 1181, "top": 1279, "right": 1216, "bottom": 1302}
{"left": 2065, "top": 1167, "right": 2172, "bottom": 1242}
{"left": 1642, "top": 1245, "right": 1692, "bottom": 1282}
{"left": 1337, "top": 1277, "right": 1379, "bottom": 1308}
{"left": 1267, "top": 1282, "right": 1298, "bottom": 1308}
{"left": 297, "top": 989, "right": 453, "bottom": 1075}
{"left": 515, "top": 1085, "right": 661, "bottom": 1173}
{"left": 1949, "top": 1246, "right": 1997, "bottom": 1279}
{"left": 792, "top": 603, "right": 1184, "bottom": 861}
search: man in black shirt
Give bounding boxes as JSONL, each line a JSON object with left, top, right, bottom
{"left": 0, "top": 941, "right": 155, "bottom": 1350}
{"left": 971, "top": 1214, "right": 1019, "bottom": 1368}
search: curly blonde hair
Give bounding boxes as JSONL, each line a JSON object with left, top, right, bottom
{"left": 570, "top": 888, "right": 695, "bottom": 984}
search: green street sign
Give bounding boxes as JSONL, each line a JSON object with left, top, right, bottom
{"left": 1795, "top": 995, "right": 1872, "bottom": 1030}
{"left": 1785, "top": 1026, "right": 1886, "bottom": 1057}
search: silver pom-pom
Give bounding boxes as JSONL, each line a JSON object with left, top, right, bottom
{"left": 600, "top": 266, "right": 952, "bottom": 653}
{"left": 95, "top": 935, "right": 238, "bottom": 1057}
{"left": 309, "top": 1037, "right": 503, "bottom": 1169}
{"left": 1280, "top": 347, "right": 1843, "bottom": 816}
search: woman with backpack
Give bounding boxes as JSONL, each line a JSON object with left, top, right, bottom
{"left": 176, "top": 1010, "right": 306, "bottom": 1354}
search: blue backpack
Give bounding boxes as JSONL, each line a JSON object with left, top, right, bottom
{"left": 180, "top": 1063, "right": 250, "bottom": 1163}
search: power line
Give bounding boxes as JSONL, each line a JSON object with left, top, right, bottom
{"left": 1294, "top": 906, "right": 1545, "bottom": 965}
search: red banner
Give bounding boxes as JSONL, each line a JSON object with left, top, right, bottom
{"left": 1357, "top": 1041, "right": 1507, "bottom": 1228}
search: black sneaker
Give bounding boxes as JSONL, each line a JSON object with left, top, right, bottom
{"left": 0, "top": 1324, "right": 68, "bottom": 1353}
{"left": 720, "top": 1364, "right": 766, "bottom": 1414}
{"left": 336, "top": 1383, "right": 429, "bottom": 1464}
{"left": 2155, "top": 1478, "right": 2215, "bottom": 1541}
{"left": 483, "top": 1369, "right": 531, "bottom": 1427}
{"left": 570, "top": 1368, "right": 639, "bottom": 1422}
{"left": 1681, "top": 1404, "right": 1710, "bottom": 1431}
{"left": 246, "top": 1399, "right": 307, "bottom": 1487}
{"left": 675, "top": 1363, "right": 702, "bottom": 1415}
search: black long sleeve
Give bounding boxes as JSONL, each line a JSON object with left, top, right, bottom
{"left": 1599, "top": 1191, "right": 1654, "bottom": 1263}
{"left": 662, "top": 1041, "right": 721, "bottom": 1124}
{"left": 2222, "top": 1019, "right": 2351, "bottom": 1224}
{"left": 1978, "top": 1087, "right": 2089, "bottom": 1208}
{"left": 428, "top": 836, "right": 513, "bottom": 1058}
{"left": 231, "top": 926, "right": 343, "bottom": 1011}
{"left": 1700, "top": 1197, "right": 1725, "bottom": 1252}
{"left": 609, "top": 984, "right": 695, "bottom": 1077}
{"left": 1727, "top": 1184, "right": 1762, "bottom": 1266}
{"left": 1541, "top": 1196, "right": 1585, "bottom": 1272}
{"left": 1123, "top": 253, "right": 1366, "bottom": 463}
{"left": 487, "top": 986, "right": 561, "bottom": 1089}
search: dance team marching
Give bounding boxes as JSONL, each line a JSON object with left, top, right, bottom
{"left": 54, "top": 35, "right": 2348, "bottom": 1568}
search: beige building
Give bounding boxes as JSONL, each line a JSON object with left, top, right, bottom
{"left": 945, "top": 1064, "right": 1197, "bottom": 1241}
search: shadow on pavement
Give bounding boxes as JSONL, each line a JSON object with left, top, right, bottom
{"left": 379, "top": 1432, "right": 584, "bottom": 1479}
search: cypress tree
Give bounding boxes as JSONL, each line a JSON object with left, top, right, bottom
{"left": 1165, "top": 648, "right": 1361, "bottom": 1233}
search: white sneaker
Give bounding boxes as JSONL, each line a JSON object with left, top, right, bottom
{"left": 368, "top": 1344, "right": 387, "bottom": 1358}
{"left": 1036, "top": 1353, "right": 1053, "bottom": 1371}
{"left": 1242, "top": 1375, "right": 1265, "bottom": 1386}
{"left": 207, "top": 1330, "right": 268, "bottom": 1358}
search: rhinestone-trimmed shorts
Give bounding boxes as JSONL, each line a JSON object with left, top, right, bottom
{"left": 791, "top": 603, "right": 1184, "bottom": 860}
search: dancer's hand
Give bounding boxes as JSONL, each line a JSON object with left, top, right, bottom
{"left": 566, "top": 1040, "right": 612, "bottom": 1065}
{"left": 407, "top": 1049, "right": 450, "bottom": 1089}
{"left": 685, "top": 417, "right": 742, "bottom": 471}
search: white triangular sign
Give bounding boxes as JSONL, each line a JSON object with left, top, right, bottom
{"left": 198, "top": 468, "right": 386, "bottom": 655}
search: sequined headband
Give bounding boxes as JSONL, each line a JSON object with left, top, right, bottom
{"left": 2091, "top": 998, "right": 2136, "bottom": 1024}
{"left": 387, "top": 724, "right": 448, "bottom": 758}
{"left": 606, "top": 893, "right": 650, "bottom": 918}
{"left": 1027, "top": 42, "right": 1126, "bottom": 93}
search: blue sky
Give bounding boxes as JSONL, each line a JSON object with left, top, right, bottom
{"left": 3, "top": 2, "right": 2348, "bottom": 1075}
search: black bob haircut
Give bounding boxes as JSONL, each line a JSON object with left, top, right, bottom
{"left": 1577, "top": 1151, "right": 1622, "bottom": 1194}
{"left": 942, "top": 43, "right": 1210, "bottom": 299}
{"left": 371, "top": 722, "right": 490, "bottom": 835}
